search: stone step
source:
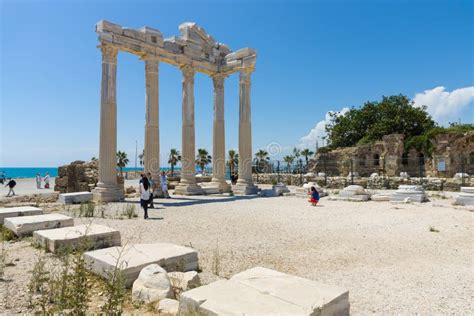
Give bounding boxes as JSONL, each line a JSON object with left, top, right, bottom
{"left": 4, "top": 214, "right": 74, "bottom": 237}
{"left": 33, "top": 224, "right": 121, "bottom": 254}
{"left": 180, "top": 267, "right": 350, "bottom": 315}
{"left": 0, "top": 206, "right": 43, "bottom": 224}
{"left": 59, "top": 191, "right": 93, "bottom": 204}
{"left": 83, "top": 243, "right": 199, "bottom": 287}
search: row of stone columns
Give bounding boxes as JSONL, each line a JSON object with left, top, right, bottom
{"left": 93, "top": 44, "right": 256, "bottom": 201}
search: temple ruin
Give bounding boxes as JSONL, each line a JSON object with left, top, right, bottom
{"left": 92, "top": 20, "right": 258, "bottom": 202}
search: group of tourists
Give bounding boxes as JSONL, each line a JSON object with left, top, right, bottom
{"left": 139, "top": 171, "right": 170, "bottom": 219}
{"left": 35, "top": 172, "right": 50, "bottom": 189}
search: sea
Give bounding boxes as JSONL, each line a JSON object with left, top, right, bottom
{"left": 0, "top": 167, "right": 150, "bottom": 179}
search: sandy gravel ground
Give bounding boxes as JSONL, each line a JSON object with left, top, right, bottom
{"left": 1, "top": 187, "right": 473, "bottom": 314}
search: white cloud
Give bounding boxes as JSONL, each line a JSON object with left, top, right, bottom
{"left": 299, "top": 107, "right": 349, "bottom": 149}
{"left": 413, "top": 86, "right": 474, "bottom": 125}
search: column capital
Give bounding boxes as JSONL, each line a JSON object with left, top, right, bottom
{"left": 211, "top": 73, "right": 227, "bottom": 89}
{"left": 239, "top": 66, "right": 254, "bottom": 84}
{"left": 181, "top": 65, "right": 195, "bottom": 83}
{"left": 100, "top": 44, "right": 118, "bottom": 64}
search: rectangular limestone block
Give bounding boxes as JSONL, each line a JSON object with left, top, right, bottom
{"left": 0, "top": 206, "right": 43, "bottom": 224}
{"left": 4, "top": 214, "right": 74, "bottom": 237}
{"left": 390, "top": 192, "right": 426, "bottom": 203}
{"left": 180, "top": 267, "right": 349, "bottom": 315}
{"left": 83, "top": 243, "right": 199, "bottom": 287}
{"left": 58, "top": 191, "right": 93, "bottom": 204}
{"left": 33, "top": 224, "right": 121, "bottom": 254}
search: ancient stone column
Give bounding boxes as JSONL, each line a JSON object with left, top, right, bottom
{"left": 92, "top": 44, "right": 124, "bottom": 202}
{"left": 235, "top": 67, "right": 258, "bottom": 194}
{"left": 143, "top": 58, "right": 163, "bottom": 197}
{"left": 174, "top": 65, "right": 203, "bottom": 195}
{"left": 210, "top": 73, "right": 231, "bottom": 192}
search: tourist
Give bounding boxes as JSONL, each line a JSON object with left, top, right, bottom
{"left": 5, "top": 178, "right": 16, "bottom": 197}
{"left": 35, "top": 172, "right": 42, "bottom": 189}
{"left": 44, "top": 172, "right": 50, "bottom": 189}
{"left": 139, "top": 174, "right": 151, "bottom": 219}
{"left": 147, "top": 172, "right": 155, "bottom": 208}
{"left": 309, "top": 186, "right": 320, "bottom": 206}
{"left": 160, "top": 171, "right": 170, "bottom": 198}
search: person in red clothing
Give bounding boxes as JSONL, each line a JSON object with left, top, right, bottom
{"left": 308, "top": 186, "right": 320, "bottom": 206}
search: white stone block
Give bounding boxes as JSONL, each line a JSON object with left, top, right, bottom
{"left": 272, "top": 183, "right": 290, "bottom": 196}
{"left": 96, "top": 20, "right": 122, "bottom": 34}
{"left": 180, "top": 267, "right": 349, "bottom": 315}
{"left": 371, "top": 194, "right": 390, "bottom": 202}
{"left": 169, "top": 271, "right": 201, "bottom": 292}
{"left": 58, "top": 191, "right": 93, "bottom": 204}
{"left": 454, "top": 187, "right": 474, "bottom": 206}
{"left": 4, "top": 214, "right": 74, "bottom": 237}
{"left": 0, "top": 206, "right": 43, "bottom": 224}
{"left": 83, "top": 243, "right": 199, "bottom": 287}
{"left": 33, "top": 224, "right": 121, "bottom": 253}
{"left": 132, "top": 264, "right": 172, "bottom": 303}
{"left": 390, "top": 185, "right": 427, "bottom": 203}
{"left": 157, "top": 298, "right": 180, "bottom": 315}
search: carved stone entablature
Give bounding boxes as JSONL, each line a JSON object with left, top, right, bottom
{"left": 96, "top": 20, "right": 256, "bottom": 75}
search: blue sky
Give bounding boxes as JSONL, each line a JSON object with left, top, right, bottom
{"left": 1, "top": 0, "right": 473, "bottom": 167}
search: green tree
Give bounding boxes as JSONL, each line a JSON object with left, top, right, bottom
{"left": 196, "top": 148, "right": 212, "bottom": 174}
{"left": 283, "top": 155, "right": 295, "bottom": 173}
{"left": 255, "top": 149, "right": 269, "bottom": 172}
{"left": 293, "top": 148, "right": 301, "bottom": 160}
{"left": 300, "top": 148, "right": 315, "bottom": 165}
{"left": 168, "top": 149, "right": 181, "bottom": 176}
{"left": 227, "top": 150, "right": 239, "bottom": 175}
{"left": 326, "top": 95, "right": 436, "bottom": 148}
{"left": 138, "top": 149, "right": 144, "bottom": 167}
{"left": 116, "top": 151, "right": 129, "bottom": 177}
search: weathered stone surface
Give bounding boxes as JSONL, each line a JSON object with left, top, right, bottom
{"left": 33, "top": 224, "right": 121, "bottom": 253}
{"left": 454, "top": 187, "right": 474, "bottom": 206}
{"left": 169, "top": 271, "right": 201, "bottom": 292}
{"left": 157, "top": 298, "right": 180, "bottom": 316}
{"left": 371, "top": 194, "right": 391, "bottom": 202}
{"left": 58, "top": 191, "right": 93, "bottom": 204}
{"left": 330, "top": 185, "right": 370, "bottom": 201}
{"left": 198, "top": 272, "right": 225, "bottom": 286}
{"left": 83, "top": 243, "right": 199, "bottom": 287}
{"left": 272, "top": 183, "right": 290, "bottom": 196}
{"left": 0, "top": 206, "right": 43, "bottom": 224}
{"left": 180, "top": 267, "right": 349, "bottom": 315}
{"left": 391, "top": 185, "right": 427, "bottom": 203}
{"left": 4, "top": 214, "right": 74, "bottom": 237}
{"left": 132, "top": 264, "right": 173, "bottom": 303}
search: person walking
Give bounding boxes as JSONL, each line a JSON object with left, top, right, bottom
{"left": 35, "top": 172, "right": 42, "bottom": 189}
{"left": 44, "top": 172, "right": 50, "bottom": 189}
{"left": 160, "top": 171, "right": 170, "bottom": 198}
{"left": 147, "top": 172, "right": 155, "bottom": 208}
{"left": 5, "top": 179, "right": 16, "bottom": 197}
{"left": 139, "top": 174, "right": 151, "bottom": 219}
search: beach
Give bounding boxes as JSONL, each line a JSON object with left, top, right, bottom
{"left": 1, "top": 186, "right": 473, "bottom": 314}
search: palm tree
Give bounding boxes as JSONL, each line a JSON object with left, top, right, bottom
{"left": 301, "top": 148, "right": 315, "bottom": 166}
{"left": 283, "top": 155, "right": 295, "bottom": 173}
{"left": 227, "top": 149, "right": 239, "bottom": 175}
{"left": 196, "top": 148, "right": 212, "bottom": 174}
{"left": 168, "top": 148, "right": 181, "bottom": 176}
{"left": 293, "top": 147, "right": 301, "bottom": 160}
{"left": 116, "top": 151, "right": 129, "bottom": 177}
{"left": 138, "top": 149, "right": 144, "bottom": 167}
{"left": 255, "top": 149, "right": 269, "bottom": 172}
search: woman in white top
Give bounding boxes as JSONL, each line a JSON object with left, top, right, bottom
{"left": 139, "top": 174, "right": 151, "bottom": 219}
{"left": 160, "top": 171, "right": 170, "bottom": 198}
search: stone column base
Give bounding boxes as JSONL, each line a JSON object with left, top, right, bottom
{"left": 233, "top": 183, "right": 259, "bottom": 195}
{"left": 174, "top": 183, "right": 204, "bottom": 195}
{"left": 92, "top": 185, "right": 124, "bottom": 203}
{"left": 208, "top": 180, "right": 231, "bottom": 193}
{"left": 152, "top": 188, "right": 164, "bottom": 198}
